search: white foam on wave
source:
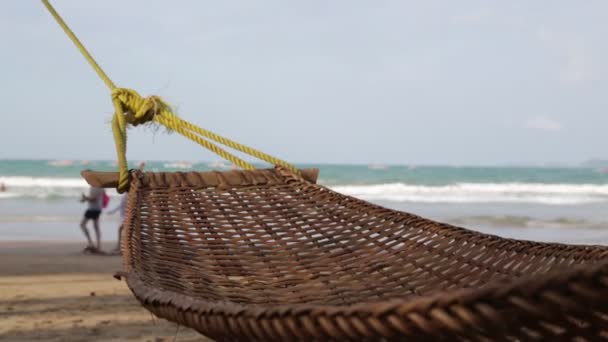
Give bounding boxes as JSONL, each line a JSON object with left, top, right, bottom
{"left": 0, "top": 176, "right": 120, "bottom": 199}
{"left": 1, "top": 175, "right": 607, "bottom": 204}
{"left": 0, "top": 176, "right": 87, "bottom": 188}
{"left": 331, "top": 183, "right": 608, "bottom": 205}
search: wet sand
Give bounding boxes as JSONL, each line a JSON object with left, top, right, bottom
{"left": 0, "top": 241, "right": 209, "bottom": 341}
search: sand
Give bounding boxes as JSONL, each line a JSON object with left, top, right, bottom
{"left": 0, "top": 241, "right": 209, "bottom": 341}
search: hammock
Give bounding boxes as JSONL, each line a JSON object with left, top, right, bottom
{"left": 80, "top": 168, "right": 608, "bottom": 341}
{"left": 43, "top": 1, "right": 608, "bottom": 340}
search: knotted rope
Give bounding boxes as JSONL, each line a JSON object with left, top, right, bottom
{"left": 41, "top": 0, "right": 298, "bottom": 192}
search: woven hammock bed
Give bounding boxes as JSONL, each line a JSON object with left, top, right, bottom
{"left": 82, "top": 168, "right": 608, "bottom": 341}
{"left": 40, "top": 1, "right": 608, "bottom": 339}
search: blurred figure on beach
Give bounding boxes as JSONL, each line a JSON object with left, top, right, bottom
{"left": 107, "top": 161, "right": 146, "bottom": 253}
{"left": 80, "top": 186, "right": 105, "bottom": 252}
{"left": 107, "top": 194, "right": 127, "bottom": 253}
{"left": 0, "top": 182, "right": 6, "bottom": 192}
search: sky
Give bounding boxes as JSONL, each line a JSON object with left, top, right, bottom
{"left": 1, "top": 1, "right": 607, "bottom": 166}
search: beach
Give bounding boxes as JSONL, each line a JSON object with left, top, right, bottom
{"left": 2, "top": 210, "right": 608, "bottom": 342}
{"left": 2, "top": 214, "right": 608, "bottom": 341}
{"left": 1, "top": 160, "right": 608, "bottom": 340}
{"left": 0, "top": 241, "right": 208, "bottom": 341}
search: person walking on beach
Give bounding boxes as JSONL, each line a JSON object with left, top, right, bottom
{"left": 106, "top": 161, "right": 145, "bottom": 254}
{"left": 80, "top": 186, "right": 105, "bottom": 252}
{"left": 107, "top": 193, "right": 127, "bottom": 253}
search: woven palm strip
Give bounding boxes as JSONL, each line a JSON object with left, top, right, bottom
{"left": 117, "top": 168, "right": 608, "bottom": 341}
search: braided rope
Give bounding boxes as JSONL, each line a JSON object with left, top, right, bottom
{"left": 41, "top": 0, "right": 297, "bottom": 192}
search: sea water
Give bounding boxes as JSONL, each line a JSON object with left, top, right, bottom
{"left": 0, "top": 159, "right": 607, "bottom": 244}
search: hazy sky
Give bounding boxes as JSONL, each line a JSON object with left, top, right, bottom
{"left": 2, "top": 1, "right": 607, "bottom": 165}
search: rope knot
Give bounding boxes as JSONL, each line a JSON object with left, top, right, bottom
{"left": 110, "top": 88, "right": 171, "bottom": 193}
{"left": 111, "top": 88, "right": 169, "bottom": 126}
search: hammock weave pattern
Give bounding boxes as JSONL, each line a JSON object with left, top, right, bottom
{"left": 107, "top": 167, "right": 608, "bottom": 341}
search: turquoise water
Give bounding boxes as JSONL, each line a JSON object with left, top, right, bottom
{"left": 1, "top": 159, "right": 607, "bottom": 185}
{"left": 0, "top": 159, "right": 607, "bottom": 243}
{"left": 2, "top": 159, "right": 608, "bottom": 204}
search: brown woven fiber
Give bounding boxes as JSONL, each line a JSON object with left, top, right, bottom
{"left": 96, "top": 167, "right": 608, "bottom": 341}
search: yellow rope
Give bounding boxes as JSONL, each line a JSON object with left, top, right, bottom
{"left": 175, "top": 117, "right": 298, "bottom": 171}
{"left": 41, "top": 0, "right": 298, "bottom": 192}
{"left": 41, "top": 0, "right": 116, "bottom": 90}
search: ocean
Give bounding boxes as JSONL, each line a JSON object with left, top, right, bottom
{"left": 1, "top": 159, "right": 607, "bottom": 245}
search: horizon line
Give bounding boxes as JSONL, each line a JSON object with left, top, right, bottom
{"left": 0, "top": 157, "right": 605, "bottom": 168}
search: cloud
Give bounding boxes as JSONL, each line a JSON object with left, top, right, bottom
{"left": 560, "top": 46, "right": 592, "bottom": 84}
{"left": 535, "top": 26, "right": 553, "bottom": 42}
{"left": 450, "top": 8, "right": 493, "bottom": 25}
{"left": 524, "top": 116, "right": 563, "bottom": 132}
{"left": 535, "top": 26, "right": 594, "bottom": 85}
